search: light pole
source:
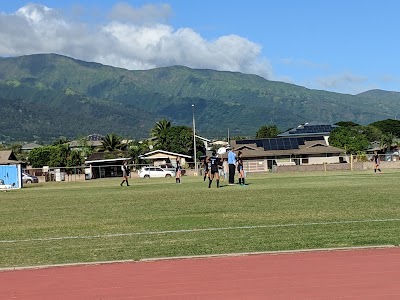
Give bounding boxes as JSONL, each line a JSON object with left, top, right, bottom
{"left": 192, "top": 104, "right": 198, "bottom": 175}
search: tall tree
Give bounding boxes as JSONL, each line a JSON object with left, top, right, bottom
{"left": 164, "top": 126, "right": 194, "bottom": 156}
{"left": 77, "top": 137, "right": 94, "bottom": 159}
{"left": 369, "top": 119, "right": 400, "bottom": 138}
{"left": 361, "top": 125, "right": 392, "bottom": 151}
{"left": 66, "top": 149, "right": 83, "bottom": 167}
{"left": 255, "top": 125, "right": 280, "bottom": 138}
{"left": 329, "top": 127, "right": 369, "bottom": 153}
{"left": 151, "top": 119, "right": 171, "bottom": 149}
{"left": 129, "top": 140, "right": 151, "bottom": 164}
{"left": 100, "top": 133, "right": 124, "bottom": 152}
{"left": 28, "top": 145, "right": 71, "bottom": 167}
{"left": 362, "top": 125, "right": 384, "bottom": 143}
{"left": 334, "top": 121, "right": 359, "bottom": 127}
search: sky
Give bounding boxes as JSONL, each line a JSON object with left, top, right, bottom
{"left": 0, "top": 0, "right": 399, "bottom": 95}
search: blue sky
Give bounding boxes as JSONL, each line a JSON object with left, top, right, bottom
{"left": 0, "top": 0, "right": 399, "bottom": 94}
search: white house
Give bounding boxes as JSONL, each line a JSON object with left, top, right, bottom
{"left": 139, "top": 150, "right": 192, "bottom": 167}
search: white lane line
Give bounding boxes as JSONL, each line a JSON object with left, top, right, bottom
{"left": 1, "top": 218, "right": 400, "bottom": 244}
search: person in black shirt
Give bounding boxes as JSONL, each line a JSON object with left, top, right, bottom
{"left": 175, "top": 158, "right": 182, "bottom": 183}
{"left": 208, "top": 151, "right": 221, "bottom": 188}
{"left": 202, "top": 156, "right": 209, "bottom": 181}
{"left": 237, "top": 151, "right": 245, "bottom": 185}
{"left": 372, "top": 151, "right": 382, "bottom": 174}
{"left": 120, "top": 160, "right": 130, "bottom": 186}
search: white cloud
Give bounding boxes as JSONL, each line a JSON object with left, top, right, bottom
{"left": 279, "top": 57, "right": 329, "bottom": 70}
{"left": 0, "top": 3, "right": 272, "bottom": 79}
{"left": 381, "top": 75, "right": 400, "bottom": 84}
{"left": 312, "top": 73, "right": 374, "bottom": 94}
{"left": 109, "top": 2, "right": 172, "bottom": 24}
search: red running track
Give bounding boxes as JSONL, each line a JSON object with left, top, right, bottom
{"left": 1, "top": 247, "right": 400, "bottom": 299}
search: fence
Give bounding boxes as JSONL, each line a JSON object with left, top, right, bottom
{"left": 23, "top": 154, "right": 400, "bottom": 182}
{"left": 242, "top": 154, "right": 400, "bottom": 173}
{"left": 24, "top": 164, "right": 159, "bottom": 182}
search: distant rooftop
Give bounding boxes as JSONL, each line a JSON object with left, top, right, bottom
{"left": 21, "top": 143, "right": 43, "bottom": 151}
{"left": 235, "top": 136, "right": 324, "bottom": 151}
{"left": 87, "top": 134, "right": 104, "bottom": 141}
{"left": 278, "top": 122, "right": 338, "bottom": 137}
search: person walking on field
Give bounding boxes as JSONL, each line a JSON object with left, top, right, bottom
{"left": 202, "top": 155, "right": 209, "bottom": 182}
{"left": 120, "top": 160, "right": 130, "bottom": 186}
{"left": 222, "top": 158, "right": 229, "bottom": 181}
{"left": 227, "top": 147, "right": 236, "bottom": 185}
{"left": 237, "top": 151, "right": 245, "bottom": 185}
{"left": 175, "top": 158, "right": 182, "bottom": 183}
{"left": 208, "top": 151, "right": 221, "bottom": 188}
{"left": 372, "top": 151, "right": 382, "bottom": 174}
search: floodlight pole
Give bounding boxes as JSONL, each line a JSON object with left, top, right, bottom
{"left": 192, "top": 104, "right": 198, "bottom": 175}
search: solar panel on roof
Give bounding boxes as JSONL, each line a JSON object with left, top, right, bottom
{"left": 270, "top": 139, "right": 278, "bottom": 150}
{"left": 236, "top": 134, "right": 326, "bottom": 151}
{"left": 276, "top": 139, "right": 284, "bottom": 150}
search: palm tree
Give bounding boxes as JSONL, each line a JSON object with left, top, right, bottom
{"left": 100, "top": 133, "right": 124, "bottom": 152}
{"left": 129, "top": 140, "right": 151, "bottom": 164}
{"left": 151, "top": 119, "right": 171, "bottom": 148}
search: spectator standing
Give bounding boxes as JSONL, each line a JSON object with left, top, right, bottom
{"left": 237, "top": 151, "right": 245, "bottom": 185}
{"left": 222, "top": 158, "right": 229, "bottom": 181}
{"left": 372, "top": 151, "right": 382, "bottom": 174}
{"left": 227, "top": 147, "right": 236, "bottom": 185}
{"left": 175, "top": 158, "right": 182, "bottom": 183}
{"left": 120, "top": 160, "right": 130, "bottom": 186}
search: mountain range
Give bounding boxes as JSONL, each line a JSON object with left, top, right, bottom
{"left": 1, "top": 53, "right": 399, "bottom": 143}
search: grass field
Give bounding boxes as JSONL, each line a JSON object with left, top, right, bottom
{"left": 1, "top": 170, "right": 400, "bottom": 268}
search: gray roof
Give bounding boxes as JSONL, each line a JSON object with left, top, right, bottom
{"left": 21, "top": 143, "right": 43, "bottom": 151}
{"left": 0, "top": 150, "right": 20, "bottom": 164}
{"left": 69, "top": 140, "right": 103, "bottom": 148}
{"left": 224, "top": 140, "right": 345, "bottom": 158}
{"left": 294, "top": 143, "right": 345, "bottom": 155}
{"left": 278, "top": 123, "right": 338, "bottom": 137}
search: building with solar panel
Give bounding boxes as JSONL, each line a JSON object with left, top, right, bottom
{"left": 225, "top": 123, "right": 346, "bottom": 172}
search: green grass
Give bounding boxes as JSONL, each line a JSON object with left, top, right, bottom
{"left": 1, "top": 170, "right": 400, "bottom": 268}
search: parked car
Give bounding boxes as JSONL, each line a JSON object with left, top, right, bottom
{"left": 159, "top": 164, "right": 175, "bottom": 172}
{"left": 22, "top": 172, "right": 39, "bottom": 184}
{"left": 159, "top": 164, "right": 186, "bottom": 176}
{"left": 138, "top": 167, "right": 175, "bottom": 178}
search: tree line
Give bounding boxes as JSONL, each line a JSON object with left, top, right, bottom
{"left": 2, "top": 118, "right": 399, "bottom": 168}
{"left": 0, "top": 119, "right": 198, "bottom": 168}
{"left": 254, "top": 119, "right": 400, "bottom": 154}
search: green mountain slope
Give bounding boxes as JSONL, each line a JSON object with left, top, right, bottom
{"left": 1, "top": 53, "right": 399, "bottom": 142}
{"left": 357, "top": 89, "right": 400, "bottom": 103}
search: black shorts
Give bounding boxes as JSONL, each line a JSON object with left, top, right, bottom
{"left": 210, "top": 167, "right": 219, "bottom": 174}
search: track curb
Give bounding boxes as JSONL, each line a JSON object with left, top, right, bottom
{"left": 0, "top": 244, "right": 396, "bottom": 272}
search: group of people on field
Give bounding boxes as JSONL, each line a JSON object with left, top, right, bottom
{"left": 120, "top": 158, "right": 183, "bottom": 187}
{"left": 119, "top": 146, "right": 247, "bottom": 188}
{"left": 201, "top": 147, "right": 245, "bottom": 188}
{"left": 120, "top": 148, "right": 385, "bottom": 187}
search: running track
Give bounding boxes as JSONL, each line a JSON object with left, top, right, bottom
{"left": 1, "top": 247, "right": 400, "bottom": 299}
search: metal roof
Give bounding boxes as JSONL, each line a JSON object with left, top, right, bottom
{"left": 85, "top": 157, "right": 130, "bottom": 164}
{"left": 278, "top": 123, "right": 338, "bottom": 137}
{"left": 140, "top": 150, "right": 192, "bottom": 159}
{"left": 235, "top": 136, "right": 326, "bottom": 151}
